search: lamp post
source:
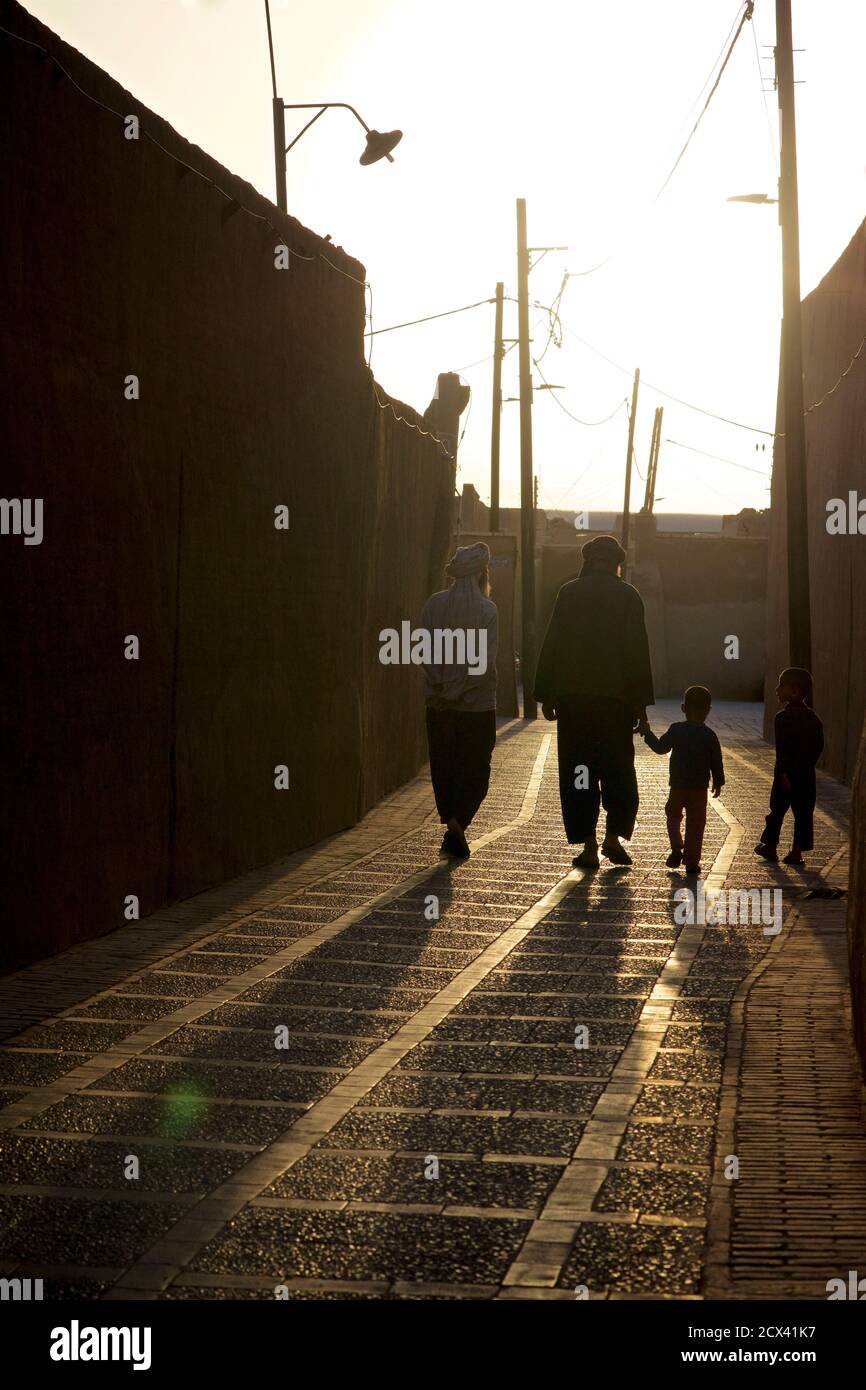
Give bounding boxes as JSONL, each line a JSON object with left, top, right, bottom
{"left": 264, "top": 2, "right": 401, "bottom": 211}
{"left": 726, "top": 0, "right": 811, "bottom": 672}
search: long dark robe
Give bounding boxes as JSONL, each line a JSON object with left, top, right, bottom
{"left": 534, "top": 570, "right": 654, "bottom": 843}
{"left": 533, "top": 570, "right": 654, "bottom": 711}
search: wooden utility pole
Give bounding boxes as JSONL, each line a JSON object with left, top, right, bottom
{"left": 620, "top": 368, "right": 640, "bottom": 552}
{"left": 775, "top": 0, "right": 812, "bottom": 670}
{"left": 643, "top": 408, "right": 660, "bottom": 512}
{"left": 516, "top": 199, "right": 537, "bottom": 719}
{"left": 643, "top": 406, "right": 663, "bottom": 513}
{"left": 489, "top": 282, "right": 504, "bottom": 533}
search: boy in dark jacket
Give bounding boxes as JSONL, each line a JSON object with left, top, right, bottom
{"left": 642, "top": 685, "right": 724, "bottom": 875}
{"left": 755, "top": 667, "right": 824, "bottom": 865}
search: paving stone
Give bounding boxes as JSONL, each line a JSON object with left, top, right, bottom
{"left": 647, "top": 1052, "right": 723, "bottom": 1083}
{"left": 0, "top": 1134, "right": 251, "bottom": 1192}
{"left": 264, "top": 1152, "right": 561, "bottom": 1208}
{"left": 360, "top": 1074, "right": 604, "bottom": 1114}
{"left": 594, "top": 1167, "right": 708, "bottom": 1217}
{"left": 35, "top": 1095, "right": 296, "bottom": 1146}
{"left": 8, "top": 1021, "right": 134, "bottom": 1053}
{"left": 207, "top": 1004, "right": 401, "bottom": 1038}
{"left": 617, "top": 1123, "right": 714, "bottom": 1165}
{"left": 72, "top": 996, "right": 186, "bottom": 1024}
{"left": 557, "top": 1222, "right": 705, "bottom": 1294}
{"left": 319, "top": 1111, "right": 585, "bottom": 1157}
{"left": 0, "top": 1195, "right": 189, "bottom": 1267}
{"left": 94, "top": 1058, "right": 344, "bottom": 1104}
{"left": 632, "top": 1085, "right": 719, "bottom": 1120}
{"left": 190, "top": 1208, "right": 531, "bottom": 1283}
{"left": 147, "top": 1025, "right": 375, "bottom": 1069}
{"left": 398, "top": 1043, "right": 616, "bottom": 1078}
{"left": 0, "top": 1050, "right": 90, "bottom": 1087}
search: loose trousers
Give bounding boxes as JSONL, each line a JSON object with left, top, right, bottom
{"left": 665, "top": 787, "right": 708, "bottom": 865}
{"left": 426, "top": 708, "right": 497, "bottom": 831}
{"left": 555, "top": 696, "right": 638, "bottom": 843}
{"left": 762, "top": 769, "right": 816, "bottom": 851}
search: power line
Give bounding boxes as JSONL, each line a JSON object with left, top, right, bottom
{"left": 545, "top": 438, "right": 615, "bottom": 513}
{"left": 568, "top": 1, "right": 754, "bottom": 277}
{"left": 805, "top": 331, "right": 866, "bottom": 415}
{"left": 750, "top": 6, "right": 779, "bottom": 178}
{"left": 665, "top": 438, "right": 771, "bottom": 477}
{"left": 533, "top": 357, "right": 627, "bottom": 427}
{"left": 654, "top": 1, "right": 755, "bottom": 204}
{"left": 563, "top": 324, "right": 775, "bottom": 435}
{"left": 365, "top": 297, "right": 495, "bottom": 337}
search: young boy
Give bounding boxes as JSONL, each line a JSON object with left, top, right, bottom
{"left": 755, "top": 667, "right": 823, "bottom": 865}
{"left": 642, "top": 685, "right": 725, "bottom": 875}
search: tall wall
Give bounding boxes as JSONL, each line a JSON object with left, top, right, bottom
{"left": 0, "top": 2, "right": 454, "bottom": 971}
{"left": 765, "top": 219, "right": 866, "bottom": 781}
{"left": 848, "top": 716, "right": 866, "bottom": 1083}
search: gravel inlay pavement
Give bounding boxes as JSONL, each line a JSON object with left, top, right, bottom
{"left": 557, "top": 1222, "right": 705, "bottom": 1295}
{"left": 93, "top": 1058, "right": 344, "bottom": 1104}
{"left": 0, "top": 707, "right": 851, "bottom": 1303}
{"left": 319, "top": 1110, "right": 586, "bottom": 1156}
{"left": 0, "top": 1134, "right": 252, "bottom": 1192}
{"left": 593, "top": 1166, "right": 708, "bottom": 1218}
{"left": 0, "top": 1194, "right": 190, "bottom": 1266}
{"left": 36, "top": 1094, "right": 300, "bottom": 1145}
{"left": 190, "top": 1208, "right": 531, "bottom": 1283}
{"left": 360, "top": 1074, "right": 605, "bottom": 1114}
{"left": 263, "top": 1152, "right": 561, "bottom": 1208}
{"left": 617, "top": 1123, "right": 714, "bottom": 1165}
{"left": 0, "top": 1050, "right": 91, "bottom": 1087}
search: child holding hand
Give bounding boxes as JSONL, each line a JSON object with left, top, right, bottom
{"left": 642, "top": 685, "right": 725, "bottom": 876}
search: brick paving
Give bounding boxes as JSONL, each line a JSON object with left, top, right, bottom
{"left": 0, "top": 700, "right": 863, "bottom": 1301}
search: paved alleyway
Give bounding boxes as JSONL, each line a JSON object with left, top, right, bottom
{"left": 0, "top": 702, "right": 862, "bottom": 1301}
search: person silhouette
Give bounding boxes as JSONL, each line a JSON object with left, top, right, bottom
{"left": 534, "top": 534, "right": 654, "bottom": 868}
{"left": 420, "top": 542, "right": 498, "bottom": 858}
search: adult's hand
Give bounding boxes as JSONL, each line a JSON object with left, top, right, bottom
{"left": 633, "top": 708, "right": 649, "bottom": 735}
{"left": 542, "top": 703, "right": 557, "bottom": 722}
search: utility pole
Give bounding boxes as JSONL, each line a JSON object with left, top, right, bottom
{"left": 642, "top": 408, "right": 660, "bottom": 512}
{"left": 643, "top": 406, "right": 663, "bottom": 513}
{"left": 264, "top": 1, "right": 288, "bottom": 212}
{"left": 489, "top": 282, "right": 504, "bottom": 533}
{"left": 621, "top": 368, "right": 640, "bottom": 553}
{"left": 516, "top": 198, "right": 537, "bottom": 719}
{"left": 775, "top": 0, "right": 811, "bottom": 670}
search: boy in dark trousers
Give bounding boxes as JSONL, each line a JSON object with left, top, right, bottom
{"left": 755, "top": 667, "right": 823, "bottom": 865}
{"left": 642, "top": 685, "right": 724, "bottom": 875}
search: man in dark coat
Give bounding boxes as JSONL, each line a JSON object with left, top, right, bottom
{"left": 534, "top": 534, "right": 654, "bottom": 868}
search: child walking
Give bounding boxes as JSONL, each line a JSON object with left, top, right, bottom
{"left": 642, "top": 685, "right": 725, "bottom": 875}
{"left": 755, "top": 667, "right": 823, "bottom": 865}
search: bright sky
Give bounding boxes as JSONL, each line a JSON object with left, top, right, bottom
{"left": 22, "top": 0, "right": 866, "bottom": 515}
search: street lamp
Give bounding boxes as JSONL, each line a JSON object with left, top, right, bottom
{"left": 726, "top": 192, "right": 778, "bottom": 204}
{"left": 264, "top": 2, "right": 401, "bottom": 212}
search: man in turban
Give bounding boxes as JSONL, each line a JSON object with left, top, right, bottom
{"left": 534, "top": 535, "right": 654, "bottom": 868}
{"left": 420, "top": 542, "right": 498, "bottom": 858}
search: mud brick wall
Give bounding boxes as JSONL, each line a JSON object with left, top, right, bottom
{"left": 849, "top": 718, "right": 866, "bottom": 1083}
{"left": 764, "top": 219, "right": 866, "bottom": 783}
{"left": 0, "top": 1, "right": 453, "bottom": 971}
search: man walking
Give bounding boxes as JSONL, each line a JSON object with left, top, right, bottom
{"left": 534, "top": 534, "right": 654, "bottom": 868}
